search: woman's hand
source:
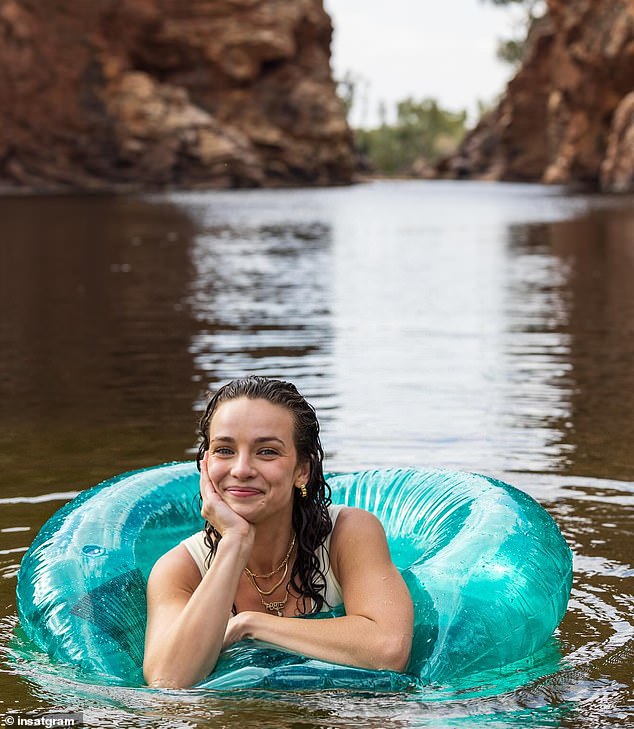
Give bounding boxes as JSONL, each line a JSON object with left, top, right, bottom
{"left": 200, "top": 452, "right": 254, "bottom": 540}
{"left": 144, "top": 488, "right": 255, "bottom": 689}
{"left": 218, "top": 509, "right": 414, "bottom": 674}
{"left": 222, "top": 611, "right": 253, "bottom": 650}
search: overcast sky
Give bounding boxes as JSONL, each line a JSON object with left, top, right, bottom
{"left": 324, "top": 0, "right": 522, "bottom": 127}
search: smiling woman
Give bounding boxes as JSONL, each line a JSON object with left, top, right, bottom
{"left": 142, "top": 376, "right": 414, "bottom": 689}
{"left": 15, "top": 457, "right": 573, "bottom": 692}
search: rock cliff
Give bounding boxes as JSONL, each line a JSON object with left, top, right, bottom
{"left": 442, "top": 0, "right": 634, "bottom": 192}
{"left": 0, "top": 0, "right": 354, "bottom": 191}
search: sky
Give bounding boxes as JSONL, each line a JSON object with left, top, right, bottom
{"left": 323, "top": 0, "right": 524, "bottom": 127}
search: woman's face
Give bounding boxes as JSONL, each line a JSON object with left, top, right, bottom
{"left": 206, "top": 397, "right": 309, "bottom": 525}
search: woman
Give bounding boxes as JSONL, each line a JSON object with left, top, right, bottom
{"left": 143, "top": 376, "right": 413, "bottom": 688}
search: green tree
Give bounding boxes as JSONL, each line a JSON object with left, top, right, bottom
{"left": 481, "top": 0, "right": 547, "bottom": 65}
{"left": 337, "top": 71, "right": 357, "bottom": 120}
{"left": 355, "top": 98, "right": 467, "bottom": 176}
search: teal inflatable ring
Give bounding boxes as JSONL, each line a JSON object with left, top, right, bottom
{"left": 16, "top": 463, "right": 573, "bottom": 690}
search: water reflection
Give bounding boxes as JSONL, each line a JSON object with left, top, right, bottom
{"left": 501, "top": 223, "right": 574, "bottom": 472}
{"left": 1, "top": 182, "right": 634, "bottom": 729}
{"left": 2, "top": 183, "right": 630, "bottom": 483}
{"left": 319, "top": 183, "right": 576, "bottom": 473}
{"left": 167, "top": 181, "right": 633, "bottom": 478}
{"left": 0, "top": 195, "right": 200, "bottom": 496}
{"left": 183, "top": 207, "right": 336, "bottom": 418}
{"left": 551, "top": 207, "right": 634, "bottom": 480}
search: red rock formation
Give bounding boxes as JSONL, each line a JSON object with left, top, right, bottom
{"left": 441, "top": 0, "right": 634, "bottom": 192}
{"left": 601, "top": 92, "right": 634, "bottom": 192}
{"left": 0, "top": 0, "right": 354, "bottom": 191}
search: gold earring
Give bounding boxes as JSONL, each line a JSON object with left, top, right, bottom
{"left": 298, "top": 483, "right": 307, "bottom": 498}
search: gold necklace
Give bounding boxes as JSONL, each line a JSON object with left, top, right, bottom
{"left": 258, "top": 590, "right": 290, "bottom": 616}
{"left": 246, "top": 575, "right": 290, "bottom": 616}
{"left": 244, "top": 534, "right": 296, "bottom": 579}
{"left": 243, "top": 533, "right": 295, "bottom": 616}
{"left": 245, "top": 560, "right": 288, "bottom": 596}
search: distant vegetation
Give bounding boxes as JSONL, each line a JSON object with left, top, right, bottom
{"left": 337, "top": 71, "right": 468, "bottom": 176}
{"left": 482, "top": 0, "right": 546, "bottom": 66}
{"left": 352, "top": 98, "right": 468, "bottom": 177}
{"left": 337, "top": 0, "right": 540, "bottom": 177}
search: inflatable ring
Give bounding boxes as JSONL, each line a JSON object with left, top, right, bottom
{"left": 16, "top": 463, "right": 572, "bottom": 690}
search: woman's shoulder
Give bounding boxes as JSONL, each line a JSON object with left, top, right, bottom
{"left": 328, "top": 507, "right": 392, "bottom": 585}
{"left": 327, "top": 502, "right": 347, "bottom": 522}
{"left": 330, "top": 505, "right": 384, "bottom": 529}
{"left": 148, "top": 541, "right": 202, "bottom": 592}
{"left": 179, "top": 530, "right": 209, "bottom": 579}
{"left": 329, "top": 506, "right": 387, "bottom": 545}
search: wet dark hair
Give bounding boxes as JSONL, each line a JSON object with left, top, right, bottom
{"left": 196, "top": 375, "right": 333, "bottom": 614}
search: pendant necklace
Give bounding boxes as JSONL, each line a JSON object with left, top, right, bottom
{"left": 244, "top": 533, "right": 295, "bottom": 616}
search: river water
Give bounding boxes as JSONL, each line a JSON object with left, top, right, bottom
{"left": 0, "top": 181, "right": 632, "bottom": 727}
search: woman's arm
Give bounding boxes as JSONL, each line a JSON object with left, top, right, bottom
{"left": 143, "top": 452, "right": 254, "bottom": 688}
{"left": 223, "top": 508, "right": 414, "bottom": 672}
{"left": 143, "top": 532, "right": 252, "bottom": 688}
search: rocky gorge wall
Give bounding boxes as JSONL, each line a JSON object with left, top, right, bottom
{"left": 442, "top": 0, "right": 634, "bottom": 192}
{"left": 0, "top": 0, "right": 354, "bottom": 191}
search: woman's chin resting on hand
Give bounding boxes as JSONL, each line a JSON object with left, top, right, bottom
{"left": 143, "top": 376, "right": 413, "bottom": 689}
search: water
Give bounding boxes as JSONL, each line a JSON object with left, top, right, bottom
{"left": 0, "top": 181, "right": 632, "bottom": 727}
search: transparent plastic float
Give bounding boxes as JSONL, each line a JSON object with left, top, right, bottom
{"left": 16, "top": 463, "right": 573, "bottom": 690}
